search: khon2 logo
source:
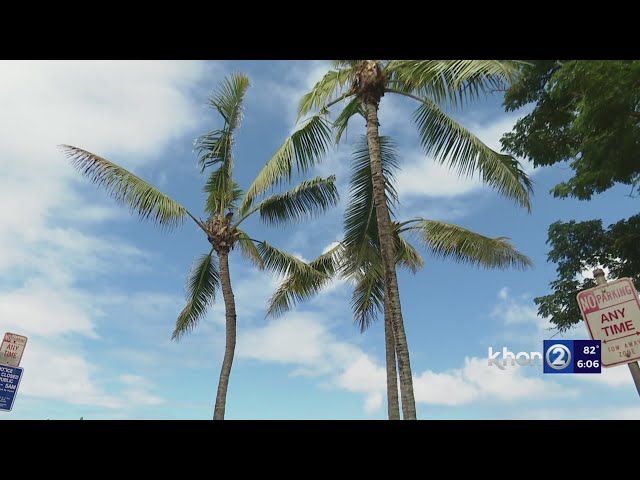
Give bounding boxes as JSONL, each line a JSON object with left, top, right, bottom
{"left": 487, "top": 340, "right": 601, "bottom": 374}
{"left": 543, "top": 340, "right": 601, "bottom": 374}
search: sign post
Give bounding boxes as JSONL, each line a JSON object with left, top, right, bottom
{"left": 577, "top": 269, "right": 640, "bottom": 396}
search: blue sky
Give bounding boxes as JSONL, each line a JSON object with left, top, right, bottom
{"left": 1, "top": 60, "right": 638, "bottom": 420}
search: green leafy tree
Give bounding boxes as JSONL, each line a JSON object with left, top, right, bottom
{"left": 244, "top": 60, "right": 533, "bottom": 419}
{"left": 268, "top": 135, "right": 531, "bottom": 419}
{"left": 502, "top": 60, "right": 640, "bottom": 200}
{"left": 61, "top": 73, "right": 338, "bottom": 420}
{"left": 500, "top": 60, "right": 640, "bottom": 331}
{"left": 535, "top": 216, "right": 640, "bottom": 331}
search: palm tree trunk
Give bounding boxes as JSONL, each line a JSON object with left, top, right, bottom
{"left": 365, "top": 100, "right": 417, "bottom": 420}
{"left": 384, "top": 299, "right": 401, "bottom": 420}
{"left": 213, "top": 249, "right": 237, "bottom": 420}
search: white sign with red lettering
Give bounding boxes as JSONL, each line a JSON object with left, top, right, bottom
{"left": 0, "top": 333, "right": 28, "bottom": 367}
{"left": 578, "top": 278, "right": 640, "bottom": 367}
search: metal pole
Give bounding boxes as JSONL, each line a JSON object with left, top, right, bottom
{"left": 593, "top": 268, "right": 640, "bottom": 397}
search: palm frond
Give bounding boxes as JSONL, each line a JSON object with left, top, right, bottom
{"left": 196, "top": 73, "right": 250, "bottom": 171}
{"left": 172, "top": 250, "right": 220, "bottom": 340}
{"left": 395, "top": 232, "right": 424, "bottom": 273}
{"left": 208, "top": 72, "right": 250, "bottom": 129}
{"left": 413, "top": 99, "right": 533, "bottom": 211}
{"left": 194, "top": 129, "right": 230, "bottom": 172}
{"left": 298, "top": 68, "right": 354, "bottom": 119}
{"left": 351, "top": 263, "right": 385, "bottom": 333}
{"left": 340, "top": 240, "right": 380, "bottom": 278}
{"left": 266, "top": 243, "right": 345, "bottom": 318}
{"left": 333, "top": 96, "right": 366, "bottom": 144}
{"left": 196, "top": 73, "right": 249, "bottom": 214}
{"left": 387, "top": 60, "right": 519, "bottom": 109}
{"left": 240, "top": 113, "right": 333, "bottom": 214}
{"left": 257, "top": 241, "right": 328, "bottom": 281}
{"left": 235, "top": 229, "right": 264, "bottom": 269}
{"left": 343, "top": 135, "right": 399, "bottom": 254}
{"left": 204, "top": 176, "right": 243, "bottom": 215}
{"left": 256, "top": 176, "right": 339, "bottom": 226}
{"left": 404, "top": 219, "right": 532, "bottom": 270}
{"left": 61, "top": 145, "right": 190, "bottom": 230}
{"left": 310, "top": 242, "right": 345, "bottom": 277}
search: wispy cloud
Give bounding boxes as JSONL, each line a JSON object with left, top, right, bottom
{"left": 0, "top": 60, "right": 212, "bottom": 415}
{"left": 235, "top": 309, "right": 575, "bottom": 415}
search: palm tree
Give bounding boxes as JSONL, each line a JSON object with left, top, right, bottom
{"left": 267, "top": 135, "right": 531, "bottom": 419}
{"left": 60, "top": 73, "right": 338, "bottom": 420}
{"left": 242, "top": 60, "right": 533, "bottom": 419}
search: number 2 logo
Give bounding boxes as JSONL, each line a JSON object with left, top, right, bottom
{"left": 546, "top": 344, "right": 572, "bottom": 370}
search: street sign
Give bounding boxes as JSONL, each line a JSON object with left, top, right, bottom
{"left": 0, "top": 332, "right": 28, "bottom": 367}
{"left": 0, "top": 365, "right": 23, "bottom": 412}
{"left": 578, "top": 277, "right": 640, "bottom": 367}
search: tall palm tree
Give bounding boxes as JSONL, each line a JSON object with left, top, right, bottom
{"left": 267, "top": 135, "right": 532, "bottom": 419}
{"left": 242, "top": 60, "right": 533, "bottom": 419}
{"left": 60, "top": 73, "right": 338, "bottom": 420}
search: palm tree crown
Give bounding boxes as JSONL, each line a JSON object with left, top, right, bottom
{"left": 60, "top": 72, "right": 339, "bottom": 419}
{"left": 246, "top": 60, "right": 534, "bottom": 420}
{"left": 244, "top": 60, "right": 532, "bottom": 210}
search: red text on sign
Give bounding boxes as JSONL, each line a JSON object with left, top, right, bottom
{"left": 601, "top": 308, "right": 635, "bottom": 337}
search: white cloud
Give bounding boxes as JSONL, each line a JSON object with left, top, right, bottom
{"left": 524, "top": 405, "right": 640, "bottom": 420}
{"left": 606, "top": 406, "right": 640, "bottom": 419}
{"left": 236, "top": 311, "right": 573, "bottom": 414}
{"left": 18, "top": 342, "right": 121, "bottom": 408}
{"left": 413, "top": 369, "right": 477, "bottom": 406}
{"left": 121, "top": 389, "right": 166, "bottom": 407}
{"left": 462, "top": 356, "right": 569, "bottom": 402}
{"left": 0, "top": 61, "right": 208, "bottom": 264}
{"left": 412, "top": 356, "right": 572, "bottom": 407}
{"left": 0, "top": 60, "right": 207, "bottom": 162}
{"left": 364, "top": 393, "right": 384, "bottom": 415}
{"left": 239, "top": 313, "right": 341, "bottom": 368}
{"left": 396, "top": 152, "right": 484, "bottom": 198}
{"left": 0, "top": 286, "right": 97, "bottom": 338}
{"left": 239, "top": 313, "right": 388, "bottom": 413}
{"left": 491, "top": 287, "right": 551, "bottom": 332}
{"left": 0, "top": 60, "right": 210, "bottom": 413}
{"left": 16, "top": 338, "right": 166, "bottom": 410}
{"left": 571, "top": 361, "right": 636, "bottom": 387}
{"left": 120, "top": 374, "right": 148, "bottom": 385}
{"left": 334, "top": 354, "right": 386, "bottom": 395}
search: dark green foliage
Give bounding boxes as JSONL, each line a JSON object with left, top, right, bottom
{"left": 535, "top": 215, "right": 640, "bottom": 331}
{"left": 502, "top": 60, "right": 640, "bottom": 200}
{"left": 502, "top": 60, "right": 640, "bottom": 332}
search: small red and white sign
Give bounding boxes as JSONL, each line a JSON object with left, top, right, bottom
{"left": 0, "top": 333, "right": 28, "bottom": 368}
{"left": 578, "top": 278, "right": 640, "bottom": 367}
